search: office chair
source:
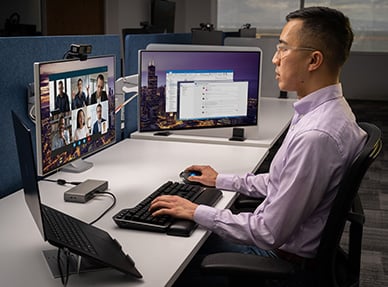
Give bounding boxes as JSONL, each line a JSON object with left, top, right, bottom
{"left": 201, "top": 122, "right": 382, "bottom": 287}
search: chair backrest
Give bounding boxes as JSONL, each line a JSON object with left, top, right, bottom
{"left": 315, "top": 122, "right": 382, "bottom": 286}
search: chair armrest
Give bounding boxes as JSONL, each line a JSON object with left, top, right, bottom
{"left": 201, "top": 252, "right": 296, "bottom": 279}
{"left": 233, "top": 194, "right": 264, "bottom": 210}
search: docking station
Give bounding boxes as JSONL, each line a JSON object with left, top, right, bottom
{"left": 64, "top": 179, "right": 108, "bottom": 203}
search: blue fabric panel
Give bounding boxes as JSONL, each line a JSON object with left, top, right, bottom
{"left": 0, "top": 35, "right": 121, "bottom": 198}
{"left": 122, "top": 33, "right": 192, "bottom": 136}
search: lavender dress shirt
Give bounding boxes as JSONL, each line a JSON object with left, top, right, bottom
{"left": 193, "top": 84, "right": 367, "bottom": 258}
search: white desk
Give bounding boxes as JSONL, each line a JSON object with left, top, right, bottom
{"left": 0, "top": 138, "right": 268, "bottom": 287}
{"left": 131, "top": 97, "right": 295, "bottom": 148}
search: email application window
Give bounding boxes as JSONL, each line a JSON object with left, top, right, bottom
{"left": 178, "top": 81, "right": 248, "bottom": 120}
{"left": 165, "top": 70, "right": 233, "bottom": 113}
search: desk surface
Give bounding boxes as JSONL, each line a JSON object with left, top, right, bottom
{"left": 131, "top": 97, "right": 295, "bottom": 148}
{"left": 0, "top": 138, "right": 268, "bottom": 286}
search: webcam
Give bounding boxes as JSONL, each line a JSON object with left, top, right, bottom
{"left": 64, "top": 44, "right": 92, "bottom": 60}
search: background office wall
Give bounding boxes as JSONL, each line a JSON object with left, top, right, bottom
{"left": 105, "top": 0, "right": 214, "bottom": 34}
{"left": 0, "top": 35, "right": 121, "bottom": 199}
{"left": 225, "top": 37, "right": 388, "bottom": 101}
{"left": 1, "top": 0, "right": 215, "bottom": 36}
{"left": 0, "top": 0, "right": 41, "bottom": 32}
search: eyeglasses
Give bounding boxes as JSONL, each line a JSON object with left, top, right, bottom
{"left": 274, "top": 44, "right": 317, "bottom": 59}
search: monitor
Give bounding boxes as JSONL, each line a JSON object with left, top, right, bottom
{"left": 138, "top": 48, "right": 262, "bottom": 133}
{"left": 151, "top": 0, "right": 176, "bottom": 33}
{"left": 34, "top": 55, "right": 116, "bottom": 176}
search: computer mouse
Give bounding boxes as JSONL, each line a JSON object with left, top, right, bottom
{"left": 179, "top": 170, "right": 202, "bottom": 185}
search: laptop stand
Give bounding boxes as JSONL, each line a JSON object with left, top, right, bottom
{"left": 42, "top": 249, "right": 108, "bottom": 278}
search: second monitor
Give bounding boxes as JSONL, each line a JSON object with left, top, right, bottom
{"left": 138, "top": 48, "right": 262, "bottom": 134}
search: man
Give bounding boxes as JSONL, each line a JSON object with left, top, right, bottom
{"left": 150, "top": 6, "right": 367, "bottom": 286}
{"left": 72, "top": 78, "right": 88, "bottom": 109}
{"left": 55, "top": 80, "right": 70, "bottom": 112}
{"left": 92, "top": 103, "right": 106, "bottom": 134}
{"left": 51, "top": 116, "right": 69, "bottom": 150}
{"left": 89, "top": 74, "right": 108, "bottom": 105}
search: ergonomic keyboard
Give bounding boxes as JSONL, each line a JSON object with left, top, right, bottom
{"left": 113, "top": 181, "right": 222, "bottom": 237}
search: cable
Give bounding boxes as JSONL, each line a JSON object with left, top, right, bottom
{"left": 63, "top": 49, "right": 71, "bottom": 59}
{"left": 28, "top": 104, "right": 36, "bottom": 124}
{"left": 43, "top": 179, "right": 116, "bottom": 225}
{"left": 88, "top": 191, "right": 117, "bottom": 225}
{"left": 42, "top": 178, "right": 82, "bottom": 186}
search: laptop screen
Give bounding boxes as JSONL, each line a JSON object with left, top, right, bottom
{"left": 12, "top": 111, "right": 46, "bottom": 239}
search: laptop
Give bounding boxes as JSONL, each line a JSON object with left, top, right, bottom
{"left": 11, "top": 111, "right": 142, "bottom": 279}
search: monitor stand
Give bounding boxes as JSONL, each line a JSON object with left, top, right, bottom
{"left": 61, "top": 159, "right": 93, "bottom": 173}
{"left": 43, "top": 249, "right": 107, "bottom": 278}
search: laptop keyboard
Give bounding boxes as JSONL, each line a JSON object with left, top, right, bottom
{"left": 42, "top": 205, "right": 97, "bottom": 255}
{"left": 113, "top": 181, "right": 222, "bottom": 237}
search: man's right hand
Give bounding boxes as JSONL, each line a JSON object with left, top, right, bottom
{"left": 184, "top": 165, "right": 218, "bottom": 187}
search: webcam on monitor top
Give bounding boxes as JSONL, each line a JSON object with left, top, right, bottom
{"left": 239, "top": 23, "right": 256, "bottom": 38}
{"left": 64, "top": 43, "right": 92, "bottom": 60}
{"left": 191, "top": 22, "right": 215, "bottom": 32}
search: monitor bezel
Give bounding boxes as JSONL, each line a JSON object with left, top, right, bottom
{"left": 34, "top": 55, "right": 116, "bottom": 177}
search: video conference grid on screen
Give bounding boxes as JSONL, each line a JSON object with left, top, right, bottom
{"left": 138, "top": 50, "right": 261, "bottom": 132}
{"left": 35, "top": 56, "right": 116, "bottom": 176}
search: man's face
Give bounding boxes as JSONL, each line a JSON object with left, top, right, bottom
{"left": 272, "top": 19, "right": 313, "bottom": 96}
{"left": 96, "top": 106, "right": 102, "bottom": 120}
{"left": 58, "top": 83, "right": 64, "bottom": 94}
{"left": 78, "top": 80, "right": 83, "bottom": 92}
{"left": 96, "top": 78, "right": 104, "bottom": 96}
{"left": 59, "top": 118, "right": 65, "bottom": 134}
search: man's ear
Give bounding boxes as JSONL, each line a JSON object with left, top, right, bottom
{"left": 308, "top": 51, "right": 323, "bottom": 71}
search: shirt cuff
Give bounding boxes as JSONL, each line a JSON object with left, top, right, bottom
{"left": 193, "top": 204, "right": 217, "bottom": 229}
{"left": 215, "top": 174, "right": 236, "bottom": 190}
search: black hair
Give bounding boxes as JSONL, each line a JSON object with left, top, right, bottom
{"left": 286, "top": 6, "right": 353, "bottom": 68}
{"left": 76, "top": 109, "right": 85, "bottom": 129}
{"left": 97, "top": 74, "right": 104, "bottom": 82}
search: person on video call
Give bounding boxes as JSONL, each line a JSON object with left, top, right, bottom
{"left": 149, "top": 6, "right": 367, "bottom": 286}
{"left": 73, "top": 109, "right": 89, "bottom": 141}
{"left": 92, "top": 103, "right": 106, "bottom": 134}
{"left": 71, "top": 78, "right": 88, "bottom": 109}
{"left": 54, "top": 80, "right": 70, "bottom": 112}
{"left": 89, "top": 74, "right": 108, "bottom": 105}
{"left": 51, "top": 115, "right": 69, "bottom": 150}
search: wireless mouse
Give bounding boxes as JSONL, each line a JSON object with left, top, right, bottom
{"left": 179, "top": 170, "right": 202, "bottom": 185}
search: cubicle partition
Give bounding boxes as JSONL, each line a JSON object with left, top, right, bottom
{"left": 341, "top": 51, "right": 388, "bottom": 101}
{"left": 0, "top": 35, "right": 121, "bottom": 198}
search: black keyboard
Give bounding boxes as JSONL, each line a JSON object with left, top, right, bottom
{"left": 42, "top": 205, "right": 97, "bottom": 255}
{"left": 113, "top": 181, "right": 222, "bottom": 237}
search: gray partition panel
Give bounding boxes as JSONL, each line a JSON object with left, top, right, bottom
{"left": 224, "top": 36, "right": 282, "bottom": 98}
{"left": 341, "top": 51, "right": 388, "bottom": 100}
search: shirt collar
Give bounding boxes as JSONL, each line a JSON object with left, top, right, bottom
{"left": 293, "top": 83, "right": 343, "bottom": 116}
